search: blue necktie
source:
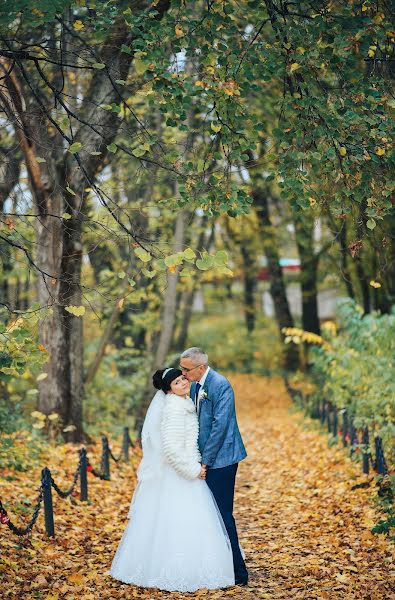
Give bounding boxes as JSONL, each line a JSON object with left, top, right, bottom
{"left": 195, "top": 383, "right": 201, "bottom": 412}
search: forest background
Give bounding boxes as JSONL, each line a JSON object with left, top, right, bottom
{"left": 0, "top": 0, "right": 394, "bottom": 457}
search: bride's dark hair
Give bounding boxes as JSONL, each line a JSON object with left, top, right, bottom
{"left": 153, "top": 368, "right": 182, "bottom": 393}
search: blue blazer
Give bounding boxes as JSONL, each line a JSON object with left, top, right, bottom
{"left": 190, "top": 369, "right": 247, "bottom": 469}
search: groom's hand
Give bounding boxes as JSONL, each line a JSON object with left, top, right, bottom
{"left": 198, "top": 465, "right": 207, "bottom": 479}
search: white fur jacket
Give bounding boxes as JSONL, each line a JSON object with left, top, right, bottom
{"left": 161, "top": 393, "right": 202, "bottom": 480}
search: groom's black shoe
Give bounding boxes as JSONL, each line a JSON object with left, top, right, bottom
{"left": 235, "top": 578, "right": 248, "bottom": 586}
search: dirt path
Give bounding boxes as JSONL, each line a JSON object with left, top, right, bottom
{"left": 1, "top": 375, "right": 394, "bottom": 599}
{"left": 230, "top": 375, "right": 394, "bottom": 600}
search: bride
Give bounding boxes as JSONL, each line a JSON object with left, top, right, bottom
{"left": 109, "top": 367, "right": 235, "bottom": 592}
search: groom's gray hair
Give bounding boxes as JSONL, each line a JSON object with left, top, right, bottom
{"left": 181, "top": 347, "right": 208, "bottom": 366}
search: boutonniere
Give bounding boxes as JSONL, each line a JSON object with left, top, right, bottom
{"left": 199, "top": 389, "right": 209, "bottom": 401}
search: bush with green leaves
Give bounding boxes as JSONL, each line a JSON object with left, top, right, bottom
{"left": 310, "top": 298, "right": 395, "bottom": 448}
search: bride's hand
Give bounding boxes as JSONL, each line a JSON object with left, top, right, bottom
{"left": 198, "top": 465, "right": 207, "bottom": 480}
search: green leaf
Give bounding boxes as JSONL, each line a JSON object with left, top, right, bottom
{"left": 107, "top": 143, "right": 117, "bottom": 153}
{"left": 66, "top": 186, "right": 76, "bottom": 196}
{"left": 183, "top": 248, "right": 196, "bottom": 261}
{"left": 134, "top": 247, "right": 151, "bottom": 262}
{"left": 214, "top": 250, "right": 228, "bottom": 265}
{"left": 366, "top": 219, "right": 376, "bottom": 230}
{"left": 92, "top": 62, "right": 106, "bottom": 70}
{"left": 142, "top": 269, "right": 156, "bottom": 279}
{"left": 36, "top": 156, "right": 46, "bottom": 163}
{"left": 132, "top": 146, "right": 147, "bottom": 158}
{"left": 68, "top": 142, "right": 82, "bottom": 154}
{"left": 196, "top": 255, "right": 214, "bottom": 270}
{"left": 62, "top": 212, "right": 72, "bottom": 220}
{"left": 134, "top": 59, "right": 148, "bottom": 75}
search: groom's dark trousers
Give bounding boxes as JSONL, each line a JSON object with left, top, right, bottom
{"left": 205, "top": 463, "right": 248, "bottom": 582}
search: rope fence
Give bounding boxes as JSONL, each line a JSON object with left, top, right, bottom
{"left": 0, "top": 427, "right": 136, "bottom": 538}
{"left": 284, "top": 377, "right": 393, "bottom": 500}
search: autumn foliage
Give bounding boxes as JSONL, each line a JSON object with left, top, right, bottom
{"left": 1, "top": 375, "right": 394, "bottom": 599}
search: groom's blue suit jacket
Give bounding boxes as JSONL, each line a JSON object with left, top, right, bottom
{"left": 190, "top": 369, "right": 247, "bottom": 469}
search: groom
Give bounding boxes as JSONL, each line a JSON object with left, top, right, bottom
{"left": 180, "top": 347, "right": 249, "bottom": 586}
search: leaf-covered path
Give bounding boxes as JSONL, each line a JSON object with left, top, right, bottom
{"left": 1, "top": 375, "right": 394, "bottom": 599}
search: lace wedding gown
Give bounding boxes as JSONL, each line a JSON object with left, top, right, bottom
{"left": 109, "top": 392, "right": 235, "bottom": 592}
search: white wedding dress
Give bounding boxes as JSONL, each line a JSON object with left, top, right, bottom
{"left": 109, "top": 391, "right": 235, "bottom": 592}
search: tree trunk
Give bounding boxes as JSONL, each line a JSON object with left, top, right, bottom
{"left": 240, "top": 244, "right": 256, "bottom": 333}
{"left": 293, "top": 211, "right": 320, "bottom": 335}
{"left": 0, "top": 2, "right": 172, "bottom": 440}
{"left": 153, "top": 207, "right": 189, "bottom": 368}
{"left": 0, "top": 145, "right": 21, "bottom": 315}
{"left": 253, "top": 188, "right": 299, "bottom": 370}
{"left": 339, "top": 221, "right": 355, "bottom": 299}
{"left": 354, "top": 206, "right": 371, "bottom": 314}
{"left": 135, "top": 205, "right": 189, "bottom": 432}
{"left": 175, "top": 286, "right": 196, "bottom": 350}
{"left": 174, "top": 215, "right": 209, "bottom": 350}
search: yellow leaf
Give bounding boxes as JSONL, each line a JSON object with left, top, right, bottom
{"left": 64, "top": 305, "right": 86, "bottom": 317}
{"left": 67, "top": 572, "right": 84, "bottom": 584}
{"left": 289, "top": 62, "right": 301, "bottom": 73}
{"left": 339, "top": 146, "right": 347, "bottom": 156}
{"left": 168, "top": 265, "right": 177, "bottom": 273}
{"left": 36, "top": 373, "right": 48, "bottom": 381}
{"left": 118, "top": 298, "right": 125, "bottom": 309}
{"left": 375, "top": 146, "right": 385, "bottom": 156}
{"left": 211, "top": 122, "right": 222, "bottom": 133}
{"left": 31, "top": 410, "right": 45, "bottom": 419}
{"left": 73, "top": 20, "right": 84, "bottom": 30}
{"left": 369, "top": 280, "right": 381, "bottom": 288}
{"left": 175, "top": 24, "right": 184, "bottom": 37}
{"left": 48, "top": 413, "right": 60, "bottom": 421}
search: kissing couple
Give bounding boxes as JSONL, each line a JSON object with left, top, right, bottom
{"left": 109, "top": 347, "right": 248, "bottom": 592}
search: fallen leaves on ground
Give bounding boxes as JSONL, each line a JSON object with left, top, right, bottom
{"left": 0, "top": 375, "right": 394, "bottom": 599}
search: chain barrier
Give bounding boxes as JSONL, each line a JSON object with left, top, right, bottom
{"left": 0, "top": 487, "right": 43, "bottom": 536}
{"left": 284, "top": 378, "right": 392, "bottom": 498}
{"left": 1, "top": 427, "right": 133, "bottom": 537}
{"left": 87, "top": 460, "right": 108, "bottom": 480}
{"left": 109, "top": 448, "right": 122, "bottom": 463}
{"left": 51, "top": 459, "right": 81, "bottom": 498}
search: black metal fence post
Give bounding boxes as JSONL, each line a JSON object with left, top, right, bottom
{"left": 41, "top": 467, "right": 55, "bottom": 537}
{"left": 320, "top": 399, "right": 326, "bottom": 424}
{"left": 326, "top": 401, "right": 331, "bottom": 433}
{"left": 333, "top": 406, "right": 338, "bottom": 438}
{"left": 349, "top": 419, "right": 357, "bottom": 456}
{"left": 79, "top": 448, "right": 88, "bottom": 501}
{"left": 375, "top": 436, "right": 388, "bottom": 475}
{"left": 123, "top": 427, "right": 130, "bottom": 463}
{"left": 362, "top": 427, "right": 370, "bottom": 475}
{"left": 342, "top": 410, "right": 348, "bottom": 447}
{"left": 101, "top": 436, "right": 110, "bottom": 480}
